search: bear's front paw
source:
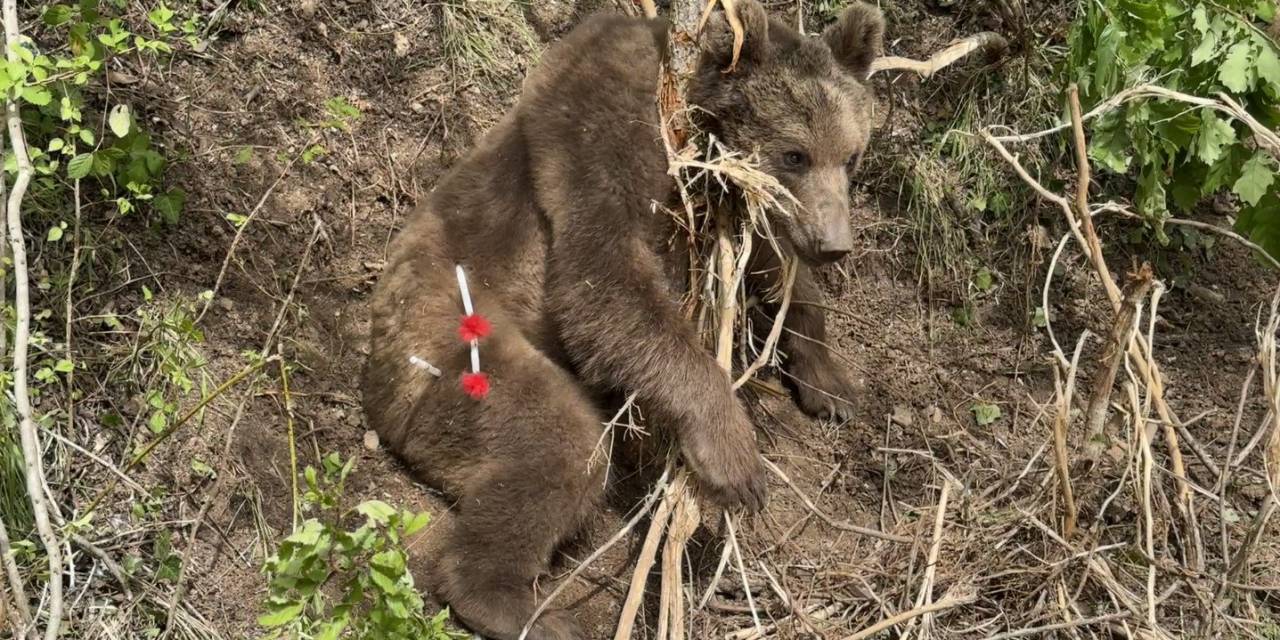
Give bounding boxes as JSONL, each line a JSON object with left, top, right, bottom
{"left": 684, "top": 405, "right": 768, "bottom": 513}
{"left": 788, "top": 350, "right": 858, "bottom": 421}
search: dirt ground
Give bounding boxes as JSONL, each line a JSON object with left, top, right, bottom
{"left": 69, "top": 0, "right": 1280, "bottom": 638}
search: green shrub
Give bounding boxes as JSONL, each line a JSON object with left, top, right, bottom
{"left": 259, "top": 454, "right": 463, "bottom": 640}
{"left": 1067, "top": 0, "right": 1280, "bottom": 255}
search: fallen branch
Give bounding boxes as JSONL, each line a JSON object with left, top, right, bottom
{"left": 982, "top": 85, "right": 1195, "bottom": 545}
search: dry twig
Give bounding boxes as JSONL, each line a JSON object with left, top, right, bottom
{"left": 869, "top": 32, "right": 1007, "bottom": 79}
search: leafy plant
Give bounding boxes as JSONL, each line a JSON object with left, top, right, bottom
{"left": 259, "top": 454, "right": 462, "bottom": 640}
{"left": 1067, "top": 0, "right": 1280, "bottom": 255}
{"left": 971, "top": 402, "right": 1003, "bottom": 426}
{"left": 7, "top": 1, "right": 196, "bottom": 224}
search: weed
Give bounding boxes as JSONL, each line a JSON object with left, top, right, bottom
{"left": 439, "top": 0, "right": 538, "bottom": 84}
{"left": 259, "top": 453, "right": 464, "bottom": 640}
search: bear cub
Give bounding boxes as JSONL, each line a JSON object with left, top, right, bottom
{"left": 362, "top": 3, "right": 884, "bottom": 639}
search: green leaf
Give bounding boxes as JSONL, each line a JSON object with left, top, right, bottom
{"left": 1256, "top": 40, "right": 1280, "bottom": 89}
{"left": 357, "top": 500, "right": 397, "bottom": 524}
{"left": 971, "top": 403, "right": 1002, "bottom": 426}
{"left": 1219, "top": 42, "right": 1255, "bottom": 92}
{"left": 148, "top": 412, "right": 167, "bottom": 433}
{"left": 108, "top": 104, "right": 131, "bottom": 138}
{"left": 1189, "top": 29, "right": 1217, "bottom": 66}
{"left": 316, "top": 619, "right": 348, "bottom": 640}
{"left": 20, "top": 86, "right": 52, "bottom": 106}
{"left": 1193, "top": 111, "right": 1236, "bottom": 165}
{"left": 286, "top": 519, "right": 326, "bottom": 546}
{"left": 53, "top": 359, "right": 73, "bottom": 373}
{"left": 153, "top": 189, "right": 185, "bottom": 224}
{"left": 1234, "top": 153, "right": 1276, "bottom": 207}
{"left": 78, "top": 128, "right": 95, "bottom": 146}
{"left": 42, "top": 5, "right": 74, "bottom": 26}
{"left": 66, "top": 153, "right": 93, "bottom": 179}
{"left": 974, "top": 267, "right": 994, "bottom": 292}
{"left": 1191, "top": 4, "right": 1209, "bottom": 32}
{"left": 191, "top": 458, "right": 216, "bottom": 478}
{"left": 47, "top": 225, "right": 64, "bottom": 242}
{"left": 402, "top": 511, "right": 430, "bottom": 536}
{"left": 258, "top": 601, "right": 305, "bottom": 628}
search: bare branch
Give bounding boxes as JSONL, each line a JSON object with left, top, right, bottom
{"left": 3, "top": 2, "right": 65, "bottom": 636}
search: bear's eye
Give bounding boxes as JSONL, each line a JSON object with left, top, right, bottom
{"left": 781, "top": 151, "right": 808, "bottom": 169}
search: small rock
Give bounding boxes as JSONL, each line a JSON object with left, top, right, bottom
{"left": 345, "top": 411, "right": 363, "bottom": 428}
{"left": 217, "top": 297, "right": 234, "bottom": 312}
{"left": 926, "top": 405, "right": 942, "bottom": 424}
{"left": 363, "top": 430, "right": 379, "bottom": 451}
{"left": 393, "top": 32, "right": 411, "bottom": 57}
{"left": 891, "top": 405, "right": 913, "bottom": 427}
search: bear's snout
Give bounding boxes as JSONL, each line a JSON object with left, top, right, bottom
{"left": 806, "top": 198, "right": 853, "bottom": 264}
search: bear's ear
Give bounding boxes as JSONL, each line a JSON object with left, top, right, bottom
{"left": 699, "top": 0, "right": 770, "bottom": 69}
{"left": 823, "top": 2, "right": 885, "bottom": 81}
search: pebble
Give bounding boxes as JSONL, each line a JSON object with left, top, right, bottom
{"left": 363, "top": 430, "right": 379, "bottom": 451}
{"left": 891, "top": 404, "right": 913, "bottom": 427}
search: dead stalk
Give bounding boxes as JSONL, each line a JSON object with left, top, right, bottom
{"left": 520, "top": 468, "right": 671, "bottom": 640}
{"left": 907, "top": 479, "right": 952, "bottom": 637}
{"left": 1126, "top": 379, "right": 1157, "bottom": 629}
{"left": 1053, "top": 332, "right": 1091, "bottom": 538}
{"left": 613, "top": 474, "right": 678, "bottom": 640}
{"left": 986, "top": 85, "right": 1195, "bottom": 550}
{"left": 838, "top": 593, "right": 976, "bottom": 640}
{"left": 1084, "top": 266, "right": 1154, "bottom": 463}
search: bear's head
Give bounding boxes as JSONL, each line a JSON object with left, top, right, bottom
{"left": 688, "top": 1, "right": 884, "bottom": 265}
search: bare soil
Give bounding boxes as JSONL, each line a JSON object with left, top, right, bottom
{"left": 75, "top": 0, "right": 1280, "bottom": 638}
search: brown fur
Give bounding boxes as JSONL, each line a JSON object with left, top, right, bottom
{"left": 362, "top": 4, "right": 883, "bottom": 638}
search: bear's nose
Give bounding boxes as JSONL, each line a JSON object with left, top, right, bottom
{"left": 816, "top": 215, "right": 853, "bottom": 262}
{"left": 816, "top": 244, "right": 851, "bottom": 263}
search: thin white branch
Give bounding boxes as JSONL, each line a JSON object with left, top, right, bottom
{"left": 4, "top": 1, "right": 65, "bottom": 637}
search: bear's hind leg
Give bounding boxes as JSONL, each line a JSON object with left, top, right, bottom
{"left": 430, "top": 346, "right": 606, "bottom": 640}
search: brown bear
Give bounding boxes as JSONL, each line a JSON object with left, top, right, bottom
{"left": 362, "top": 3, "right": 884, "bottom": 639}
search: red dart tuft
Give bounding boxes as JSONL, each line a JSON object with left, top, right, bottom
{"left": 458, "top": 314, "right": 492, "bottom": 342}
{"left": 461, "top": 372, "right": 490, "bottom": 399}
